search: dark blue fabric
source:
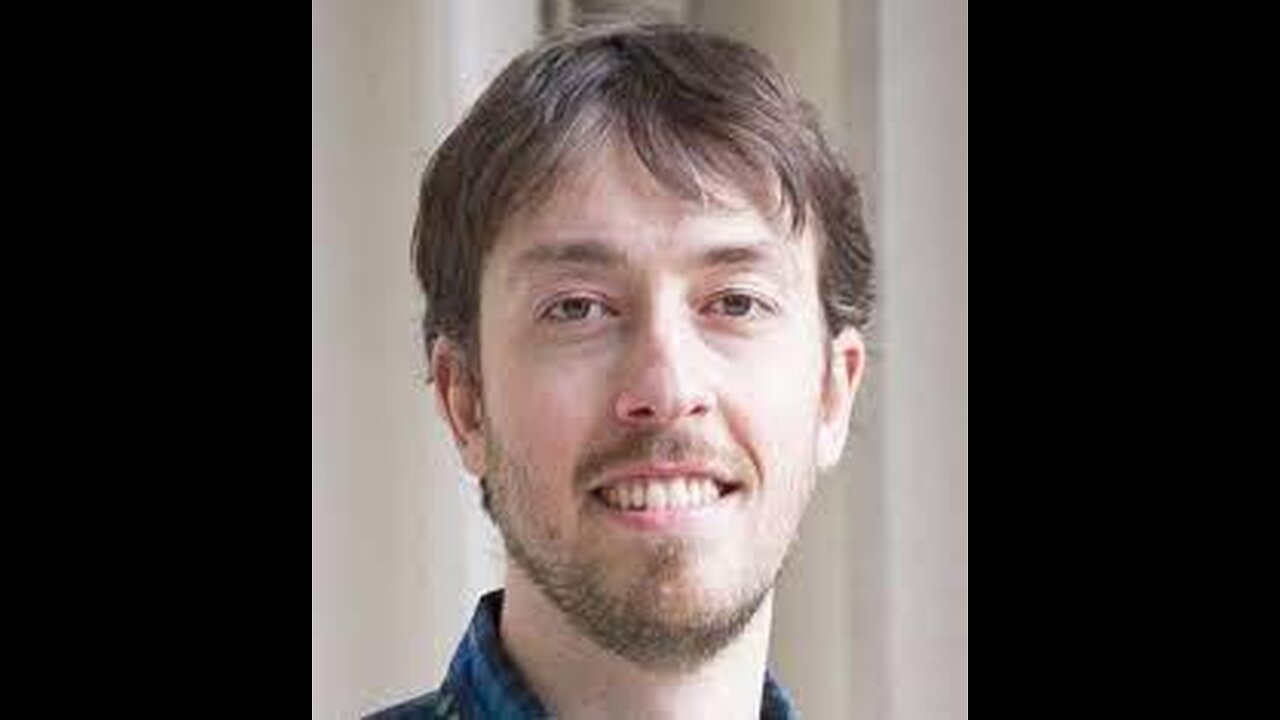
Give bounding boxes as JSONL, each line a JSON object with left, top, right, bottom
{"left": 365, "top": 589, "right": 798, "bottom": 719}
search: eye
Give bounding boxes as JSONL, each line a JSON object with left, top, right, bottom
{"left": 540, "top": 296, "right": 615, "bottom": 323}
{"left": 703, "top": 291, "right": 776, "bottom": 320}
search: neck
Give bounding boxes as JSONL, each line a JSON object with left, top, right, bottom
{"left": 499, "top": 565, "right": 774, "bottom": 720}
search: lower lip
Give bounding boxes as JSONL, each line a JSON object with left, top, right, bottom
{"left": 591, "top": 490, "right": 740, "bottom": 532}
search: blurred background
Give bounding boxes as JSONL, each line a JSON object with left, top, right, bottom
{"left": 312, "top": 0, "right": 966, "bottom": 717}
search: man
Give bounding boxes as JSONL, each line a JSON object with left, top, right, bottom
{"left": 371, "top": 22, "right": 874, "bottom": 719}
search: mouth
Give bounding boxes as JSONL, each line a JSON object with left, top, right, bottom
{"left": 591, "top": 475, "right": 741, "bottom": 513}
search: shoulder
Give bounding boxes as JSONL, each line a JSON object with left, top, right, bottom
{"left": 363, "top": 686, "right": 462, "bottom": 720}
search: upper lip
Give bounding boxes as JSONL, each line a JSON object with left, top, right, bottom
{"left": 590, "top": 462, "right": 741, "bottom": 492}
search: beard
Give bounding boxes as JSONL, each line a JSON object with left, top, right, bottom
{"left": 480, "top": 426, "right": 813, "bottom": 672}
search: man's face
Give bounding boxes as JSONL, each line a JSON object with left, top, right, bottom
{"left": 442, "top": 141, "right": 862, "bottom": 669}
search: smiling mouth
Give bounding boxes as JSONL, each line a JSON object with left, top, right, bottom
{"left": 592, "top": 476, "right": 740, "bottom": 512}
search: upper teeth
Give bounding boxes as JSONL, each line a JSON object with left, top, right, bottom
{"left": 600, "top": 477, "right": 722, "bottom": 511}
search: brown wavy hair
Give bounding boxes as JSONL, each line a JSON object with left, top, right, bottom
{"left": 413, "top": 23, "right": 874, "bottom": 373}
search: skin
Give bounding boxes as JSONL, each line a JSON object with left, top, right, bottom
{"left": 432, "top": 139, "right": 865, "bottom": 719}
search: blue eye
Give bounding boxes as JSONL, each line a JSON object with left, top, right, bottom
{"left": 542, "top": 296, "right": 613, "bottom": 322}
{"left": 706, "top": 292, "right": 774, "bottom": 319}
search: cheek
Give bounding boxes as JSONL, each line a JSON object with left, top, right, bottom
{"left": 484, "top": 353, "right": 608, "bottom": 491}
{"left": 722, "top": 344, "right": 826, "bottom": 482}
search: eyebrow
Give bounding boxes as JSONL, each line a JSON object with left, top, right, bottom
{"left": 509, "top": 241, "right": 625, "bottom": 278}
{"left": 695, "top": 243, "right": 787, "bottom": 270}
{"left": 507, "top": 238, "right": 794, "bottom": 284}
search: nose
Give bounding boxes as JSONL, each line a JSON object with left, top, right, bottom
{"left": 614, "top": 313, "right": 714, "bottom": 427}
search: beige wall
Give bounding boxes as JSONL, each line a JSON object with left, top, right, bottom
{"left": 880, "top": 0, "right": 968, "bottom": 716}
{"left": 312, "top": 1, "right": 533, "bottom": 717}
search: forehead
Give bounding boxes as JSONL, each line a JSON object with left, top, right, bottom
{"left": 488, "top": 140, "right": 815, "bottom": 278}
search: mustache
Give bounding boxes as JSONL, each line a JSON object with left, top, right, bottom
{"left": 573, "top": 429, "right": 756, "bottom": 491}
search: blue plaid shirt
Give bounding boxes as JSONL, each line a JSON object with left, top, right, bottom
{"left": 366, "top": 590, "right": 798, "bottom": 719}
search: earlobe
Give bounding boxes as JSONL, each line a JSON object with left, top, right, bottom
{"left": 430, "top": 338, "right": 488, "bottom": 477}
{"left": 816, "top": 327, "right": 867, "bottom": 470}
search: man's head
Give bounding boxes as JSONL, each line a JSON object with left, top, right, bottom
{"left": 417, "top": 24, "right": 874, "bottom": 671}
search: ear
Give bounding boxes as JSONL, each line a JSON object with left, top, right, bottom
{"left": 430, "top": 337, "right": 488, "bottom": 478}
{"left": 816, "top": 326, "right": 867, "bottom": 470}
